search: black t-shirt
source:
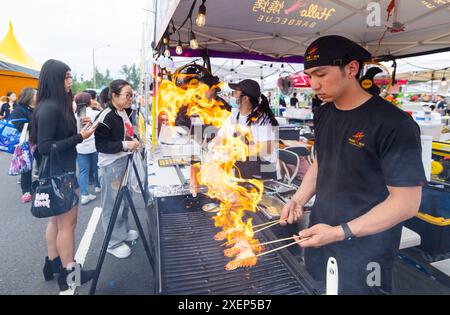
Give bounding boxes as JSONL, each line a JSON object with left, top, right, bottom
{"left": 308, "top": 96, "right": 426, "bottom": 290}
{"left": 290, "top": 97, "right": 299, "bottom": 107}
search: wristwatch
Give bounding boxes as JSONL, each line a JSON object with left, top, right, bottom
{"left": 341, "top": 223, "right": 356, "bottom": 241}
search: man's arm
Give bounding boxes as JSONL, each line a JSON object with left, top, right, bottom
{"left": 297, "top": 186, "right": 422, "bottom": 247}
{"left": 347, "top": 186, "right": 421, "bottom": 238}
{"left": 291, "top": 158, "right": 318, "bottom": 206}
{"left": 280, "top": 158, "right": 318, "bottom": 225}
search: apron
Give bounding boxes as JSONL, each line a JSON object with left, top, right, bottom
{"left": 233, "top": 113, "right": 277, "bottom": 180}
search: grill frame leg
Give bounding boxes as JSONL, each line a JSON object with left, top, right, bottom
{"left": 89, "top": 155, "right": 156, "bottom": 295}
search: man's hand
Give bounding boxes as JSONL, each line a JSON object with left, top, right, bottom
{"left": 280, "top": 199, "right": 304, "bottom": 225}
{"left": 294, "top": 224, "right": 345, "bottom": 248}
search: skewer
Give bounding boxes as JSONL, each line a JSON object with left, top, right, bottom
{"left": 253, "top": 220, "right": 282, "bottom": 234}
{"left": 252, "top": 218, "right": 287, "bottom": 229}
{"left": 219, "top": 220, "right": 287, "bottom": 247}
{"left": 257, "top": 236, "right": 296, "bottom": 247}
{"left": 256, "top": 237, "right": 311, "bottom": 257}
{"left": 225, "top": 237, "right": 312, "bottom": 270}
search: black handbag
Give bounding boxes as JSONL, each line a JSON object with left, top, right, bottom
{"left": 31, "top": 145, "right": 79, "bottom": 218}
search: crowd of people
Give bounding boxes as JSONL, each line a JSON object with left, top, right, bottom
{"left": 2, "top": 59, "right": 141, "bottom": 291}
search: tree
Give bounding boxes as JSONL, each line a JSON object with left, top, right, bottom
{"left": 72, "top": 68, "right": 113, "bottom": 93}
{"left": 72, "top": 74, "right": 92, "bottom": 93}
{"left": 120, "top": 64, "right": 140, "bottom": 90}
{"left": 94, "top": 67, "right": 113, "bottom": 90}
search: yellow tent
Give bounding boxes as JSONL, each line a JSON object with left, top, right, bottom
{"left": 0, "top": 21, "right": 40, "bottom": 97}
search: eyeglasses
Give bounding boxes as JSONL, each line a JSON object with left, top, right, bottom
{"left": 120, "top": 93, "right": 133, "bottom": 99}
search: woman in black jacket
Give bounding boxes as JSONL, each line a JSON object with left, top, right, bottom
{"left": 30, "top": 59, "right": 96, "bottom": 291}
{"left": 95, "top": 79, "right": 140, "bottom": 259}
{"left": 10, "top": 87, "right": 38, "bottom": 203}
{"left": 0, "top": 91, "right": 18, "bottom": 120}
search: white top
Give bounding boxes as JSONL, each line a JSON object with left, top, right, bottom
{"left": 217, "top": 110, "right": 280, "bottom": 178}
{"left": 76, "top": 107, "right": 99, "bottom": 155}
{"left": 97, "top": 109, "right": 133, "bottom": 168}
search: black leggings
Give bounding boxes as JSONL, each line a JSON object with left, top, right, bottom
{"left": 20, "top": 171, "right": 32, "bottom": 194}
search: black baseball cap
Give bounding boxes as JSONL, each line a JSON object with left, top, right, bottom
{"left": 304, "top": 35, "right": 372, "bottom": 70}
{"left": 229, "top": 79, "right": 261, "bottom": 99}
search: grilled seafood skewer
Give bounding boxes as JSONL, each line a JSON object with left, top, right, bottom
{"left": 224, "top": 237, "right": 311, "bottom": 271}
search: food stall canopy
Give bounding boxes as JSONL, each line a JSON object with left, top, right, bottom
{"left": 0, "top": 21, "right": 40, "bottom": 96}
{"left": 0, "top": 21, "right": 40, "bottom": 77}
{"left": 171, "top": 56, "right": 304, "bottom": 90}
{"left": 383, "top": 51, "right": 450, "bottom": 82}
{"left": 151, "top": 0, "right": 450, "bottom": 61}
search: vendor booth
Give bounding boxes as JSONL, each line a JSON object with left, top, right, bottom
{"left": 138, "top": 0, "right": 450, "bottom": 295}
{"left": 0, "top": 22, "right": 40, "bottom": 97}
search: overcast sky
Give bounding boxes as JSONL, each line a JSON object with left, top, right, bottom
{"left": 1, "top": 0, "right": 147, "bottom": 80}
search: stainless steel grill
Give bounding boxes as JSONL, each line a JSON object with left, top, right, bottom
{"left": 149, "top": 195, "right": 320, "bottom": 295}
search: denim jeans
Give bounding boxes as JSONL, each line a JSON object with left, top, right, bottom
{"left": 77, "top": 152, "right": 100, "bottom": 196}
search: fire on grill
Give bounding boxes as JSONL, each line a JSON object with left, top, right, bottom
{"left": 158, "top": 74, "right": 308, "bottom": 271}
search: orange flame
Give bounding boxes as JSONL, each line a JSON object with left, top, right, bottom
{"left": 157, "top": 80, "right": 229, "bottom": 128}
{"left": 158, "top": 78, "right": 265, "bottom": 269}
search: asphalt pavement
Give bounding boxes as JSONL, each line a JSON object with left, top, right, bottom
{"left": 0, "top": 151, "right": 154, "bottom": 295}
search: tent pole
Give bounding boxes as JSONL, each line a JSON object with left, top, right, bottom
{"left": 203, "top": 49, "right": 212, "bottom": 74}
{"left": 151, "top": 63, "right": 159, "bottom": 147}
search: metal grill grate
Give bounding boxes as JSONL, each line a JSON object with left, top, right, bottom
{"left": 158, "top": 210, "right": 317, "bottom": 295}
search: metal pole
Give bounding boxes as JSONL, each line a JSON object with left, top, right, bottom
{"left": 93, "top": 49, "right": 96, "bottom": 89}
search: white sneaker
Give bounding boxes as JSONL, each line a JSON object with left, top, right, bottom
{"left": 81, "top": 194, "right": 97, "bottom": 205}
{"left": 94, "top": 187, "right": 102, "bottom": 193}
{"left": 126, "top": 230, "right": 139, "bottom": 242}
{"left": 107, "top": 243, "right": 131, "bottom": 259}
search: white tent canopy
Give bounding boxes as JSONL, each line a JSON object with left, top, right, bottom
{"left": 148, "top": 0, "right": 450, "bottom": 60}
{"left": 382, "top": 51, "right": 450, "bottom": 81}
{"left": 171, "top": 56, "right": 304, "bottom": 90}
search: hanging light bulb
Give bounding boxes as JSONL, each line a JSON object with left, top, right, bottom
{"left": 164, "top": 46, "right": 171, "bottom": 57}
{"left": 196, "top": 1, "right": 206, "bottom": 27}
{"left": 190, "top": 31, "right": 198, "bottom": 49}
{"left": 176, "top": 40, "right": 183, "bottom": 55}
{"left": 162, "top": 32, "right": 170, "bottom": 45}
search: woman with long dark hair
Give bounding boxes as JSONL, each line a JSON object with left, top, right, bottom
{"left": 30, "top": 59, "right": 96, "bottom": 291}
{"left": 10, "top": 87, "right": 38, "bottom": 203}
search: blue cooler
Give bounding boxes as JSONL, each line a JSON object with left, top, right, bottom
{"left": 405, "top": 185, "right": 450, "bottom": 255}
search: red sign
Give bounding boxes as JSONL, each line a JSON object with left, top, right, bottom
{"left": 291, "top": 73, "right": 310, "bottom": 88}
{"left": 374, "top": 79, "right": 408, "bottom": 86}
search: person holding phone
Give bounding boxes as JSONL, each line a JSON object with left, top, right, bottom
{"left": 30, "top": 59, "right": 97, "bottom": 290}
{"left": 75, "top": 92, "right": 101, "bottom": 205}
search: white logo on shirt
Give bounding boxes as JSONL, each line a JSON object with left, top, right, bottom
{"left": 34, "top": 193, "right": 51, "bottom": 209}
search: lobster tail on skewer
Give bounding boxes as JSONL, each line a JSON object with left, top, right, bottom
{"left": 225, "top": 256, "right": 258, "bottom": 271}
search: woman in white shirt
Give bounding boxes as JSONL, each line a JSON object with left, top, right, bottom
{"left": 75, "top": 92, "right": 101, "bottom": 205}
{"left": 216, "top": 79, "right": 280, "bottom": 180}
